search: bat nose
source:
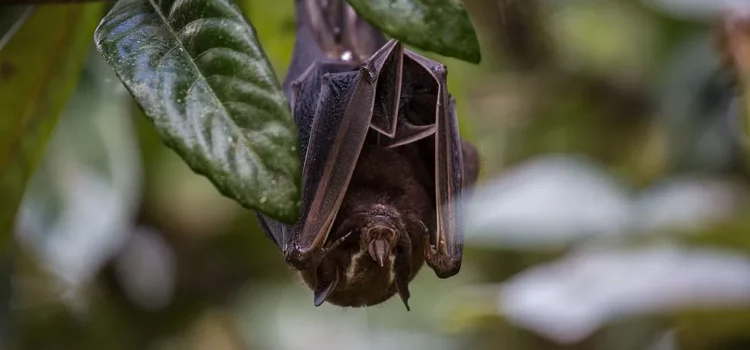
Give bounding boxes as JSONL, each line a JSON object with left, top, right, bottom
{"left": 368, "top": 239, "right": 390, "bottom": 267}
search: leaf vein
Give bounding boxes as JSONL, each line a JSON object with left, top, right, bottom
{"left": 155, "top": 45, "right": 179, "bottom": 69}
{"left": 194, "top": 46, "right": 253, "bottom": 64}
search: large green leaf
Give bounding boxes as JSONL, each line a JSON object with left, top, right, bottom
{"left": 346, "top": 0, "right": 481, "bottom": 63}
{"left": 0, "top": 4, "right": 103, "bottom": 253}
{"left": 94, "top": 0, "right": 301, "bottom": 223}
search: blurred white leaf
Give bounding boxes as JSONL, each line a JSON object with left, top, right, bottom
{"left": 465, "top": 155, "right": 748, "bottom": 250}
{"left": 498, "top": 245, "right": 750, "bottom": 344}
{"left": 15, "top": 51, "right": 141, "bottom": 304}
{"left": 231, "top": 282, "right": 463, "bottom": 350}
{"left": 645, "top": 0, "right": 750, "bottom": 20}
{"left": 647, "top": 331, "right": 678, "bottom": 350}
{"left": 113, "top": 226, "right": 175, "bottom": 311}
{"left": 634, "top": 177, "right": 748, "bottom": 233}
{"left": 466, "top": 155, "right": 631, "bottom": 250}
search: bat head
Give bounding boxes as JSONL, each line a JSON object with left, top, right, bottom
{"left": 299, "top": 202, "right": 425, "bottom": 310}
{"left": 353, "top": 203, "right": 404, "bottom": 266}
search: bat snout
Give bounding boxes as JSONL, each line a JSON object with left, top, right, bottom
{"left": 367, "top": 238, "right": 390, "bottom": 267}
{"left": 361, "top": 225, "right": 398, "bottom": 264}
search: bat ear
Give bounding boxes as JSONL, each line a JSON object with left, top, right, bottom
{"left": 313, "top": 265, "right": 339, "bottom": 307}
{"left": 394, "top": 272, "right": 411, "bottom": 311}
{"left": 394, "top": 248, "right": 412, "bottom": 311}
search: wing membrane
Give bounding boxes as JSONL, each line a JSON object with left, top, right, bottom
{"left": 403, "top": 50, "right": 465, "bottom": 278}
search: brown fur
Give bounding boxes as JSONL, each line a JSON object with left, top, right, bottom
{"left": 299, "top": 140, "right": 431, "bottom": 307}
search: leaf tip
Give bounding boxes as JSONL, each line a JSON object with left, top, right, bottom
{"left": 463, "top": 45, "right": 482, "bottom": 64}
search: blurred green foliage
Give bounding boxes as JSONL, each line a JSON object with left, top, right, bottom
{"left": 0, "top": 4, "right": 103, "bottom": 252}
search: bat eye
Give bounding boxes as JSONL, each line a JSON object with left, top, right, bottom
{"left": 368, "top": 227, "right": 395, "bottom": 240}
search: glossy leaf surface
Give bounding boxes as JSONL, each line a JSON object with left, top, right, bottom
{"left": 95, "top": 0, "right": 301, "bottom": 222}
{"left": 346, "top": 0, "right": 481, "bottom": 63}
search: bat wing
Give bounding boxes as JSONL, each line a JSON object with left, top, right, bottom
{"left": 259, "top": 40, "right": 405, "bottom": 270}
{"left": 262, "top": 0, "right": 475, "bottom": 281}
{"left": 256, "top": 60, "right": 352, "bottom": 249}
{"left": 381, "top": 51, "right": 470, "bottom": 279}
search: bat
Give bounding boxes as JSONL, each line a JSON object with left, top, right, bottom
{"left": 256, "top": 0, "right": 479, "bottom": 310}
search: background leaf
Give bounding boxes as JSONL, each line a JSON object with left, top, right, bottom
{"left": 94, "top": 0, "right": 301, "bottom": 223}
{"left": 15, "top": 49, "right": 142, "bottom": 304}
{"left": 0, "top": 4, "right": 103, "bottom": 253}
{"left": 345, "top": 0, "right": 481, "bottom": 63}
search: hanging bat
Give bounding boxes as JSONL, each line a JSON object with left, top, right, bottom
{"left": 256, "top": 0, "right": 479, "bottom": 310}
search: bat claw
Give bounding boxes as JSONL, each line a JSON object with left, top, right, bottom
{"left": 417, "top": 220, "right": 428, "bottom": 233}
{"left": 360, "top": 61, "right": 377, "bottom": 83}
{"left": 431, "top": 64, "right": 447, "bottom": 78}
{"left": 284, "top": 247, "right": 314, "bottom": 271}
